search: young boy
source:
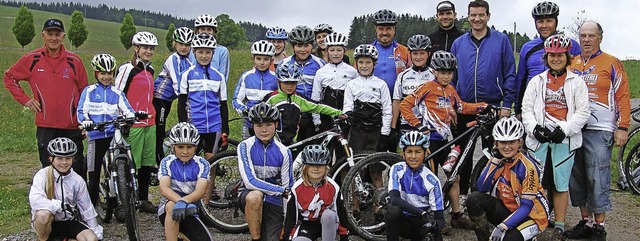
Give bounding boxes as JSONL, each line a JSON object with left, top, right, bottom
{"left": 29, "top": 137, "right": 103, "bottom": 241}
{"left": 232, "top": 40, "right": 278, "bottom": 139}
{"left": 343, "top": 44, "right": 392, "bottom": 152}
{"left": 386, "top": 131, "right": 445, "bottom": 241}
{"left": 77, "top": 53, "right": 136, "bottom": 206}
{"left": 158, "top": 122, "right": 213, "bottom": 241}
{"left": 263, "top": 63, "right": 346, "bottom": 146}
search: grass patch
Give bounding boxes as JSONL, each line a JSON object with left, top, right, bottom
{"left": 0, "top": 153, "right": 40, "bottom": 236}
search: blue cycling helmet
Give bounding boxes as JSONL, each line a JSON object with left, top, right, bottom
{"left": 276, "top": 63, "right": 302, "bottom": 82}
{"left": 399, "top": 131, "right": 430, "bottom": 150}
{"left": 266, "top": 26, "right": 288, "bottom": 40}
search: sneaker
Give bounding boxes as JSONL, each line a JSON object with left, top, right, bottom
{"left": 138, "top": 200, "right": 157, "bottom": 213}
{"left": 552, "top": 228, "right": 566, "bottom": 241}
{"left": 564, "top": 220, "right": 592, "bottom": 239}
{"left": 450, "top": 214, "right": 474, "bottom": 229}
{"left": 590, "top": 224, "right": 606, "bottom": 241}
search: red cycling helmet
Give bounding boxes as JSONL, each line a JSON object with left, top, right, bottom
{"left": 544, "top": 34, "right": 571, "bottom": 53}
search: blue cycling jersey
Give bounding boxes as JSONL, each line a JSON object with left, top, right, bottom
{"left": 179, "top": 64, "right": 227, "bottom": 134}
{"left": 77, "top": 83, "right": 135, "bottom": 140}
{"left": 188, "top": 44, "right": 230, "bottom": 80}
{"left": 388, "top": 162, "right": 445, "bottom": 216}
{"left": 281, "top": 55, "right": 325, "bottom": 99}
{"left": 157, "top": 155, "right": 210, "bottom": 215}
{"left": 154, "top": 52, "right": 193, "bottom": 101}
{"left": 232, "top": 68, "right": 278, "bottom": 127}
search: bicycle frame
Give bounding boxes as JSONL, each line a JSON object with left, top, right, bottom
{"left": 107, "top": 123, "right": 139, "bottom": 206}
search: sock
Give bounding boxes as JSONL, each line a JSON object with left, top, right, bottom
{"left": 595, "top": 221, "right": 605, "bottom": 227}
{"left": 451, "top": 211, "right": 462, "bottom": 219}
{"left": 555, "top": 221, "right": 565, "bottom": 232}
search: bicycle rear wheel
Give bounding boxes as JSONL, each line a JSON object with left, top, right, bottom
{"left": 199, "top": 150, "right": 249, "bottom": 233}
{"left": 624, "top": 142, "right": 640, "bottom": 195}
{"left": 329, "top": 151, "right": 375, "bottom": 185}
{"left": 617, "top": 125, "right": 640, "bottom": 190}
{"left": 341, "top": 152, "right": 402, "bottom": 241}
{"left": 115, "top": 157, "right": 140, "bottom": 241}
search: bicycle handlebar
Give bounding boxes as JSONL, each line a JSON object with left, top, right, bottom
{"left": 79, "top": 113, "right": 152, "bottom": 130}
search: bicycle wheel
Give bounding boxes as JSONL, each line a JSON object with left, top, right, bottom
{"left": 96, "top": 162, "right": 116, "bottom": 222}
{"left": 199, "top": 150, "right": 249, "bottom": 233}
{"left": 624, "top": 142, "right": 640, "bottom": 195}
{"left": 617, "top": 125, "right": 640, "bottom": 190}
{"left": 329, "top": 151, "right": 375, "bottom": 185}
{"left": 341, "top": 152, "right": 402, "bottom": 241}
{"left": 469, "top": 155, "right": 489, "bottom": 192}
{"left": 115, "top": 157, "right": 141, "bottom": 241}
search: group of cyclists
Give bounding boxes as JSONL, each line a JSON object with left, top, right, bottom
{"left": 6, "top": 0, "right": 630, "bottom": 240}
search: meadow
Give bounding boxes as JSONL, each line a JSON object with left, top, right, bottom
{"left": 0, "top": 4, "right": 637, "bottom": 237}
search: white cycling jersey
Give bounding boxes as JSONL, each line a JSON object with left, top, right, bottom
{"left": 311, "top": 62, "right": 358, "bottom": 125}
{"left": 343, "top": 75, "right": 392, "bottom": 135}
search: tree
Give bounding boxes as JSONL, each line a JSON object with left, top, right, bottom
{"left": 165, "top": 23, "right": 175, "bottom": 52}
{"left": 215, "top": 14, "right": 246, "bottom": 49}
{"left": 563, "top": 10, "right": 588, "bottom": 40}
{"left": 68, "top": 10, "right": 89, "bottom": 50}
{"left": 12, "top": 5, "right": 35, "bottom": 49}
{"left": 120, "top": 13, "right": 136, "bottom": 50}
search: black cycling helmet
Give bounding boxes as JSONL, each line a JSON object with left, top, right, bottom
{"left": 301, "top": 144, "right": 331, "bottom": 165}
{"left": 373, "top": 9, "right": 398, "bottom": 26}
{"left": 531, "top": 1, "right": 559, "bottom": 20}
{"left": 248, "top": 102, "right": 280, "bottom": 123}
{"left": 288, "top": 25, "right": 315, "bottom": 44}
{"left": 430, "top": 50, "right": 457, "bottom": 71}
{"left": 407, "top": 35, "right": 432, "bottom": 51}
{"left": 47, "top": 137, "right": 77, "bottom": 157}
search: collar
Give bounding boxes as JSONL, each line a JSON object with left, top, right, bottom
{"left": 372, "top": 39, "right": 398, "bottom": 49}
{"left": 412, "top": 65, "right": 429, "bottom": 72}
{"left": 581, "top": 50, "right": 603, "bottom": 61}
{"left": 439, "top": 24, "right": 459, "bottom": 32}
{"left": 41, "top": 44, "right": 67, "bottom": 58}
{"left": 469, "top": 27, "right": 491, "bottom": 40}
{"left": 254, "top": 136, "right": 275, "bottom": 147}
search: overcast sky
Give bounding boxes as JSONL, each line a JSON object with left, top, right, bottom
{"left": 30, "top": 0, "right": 640, "bottom": 59}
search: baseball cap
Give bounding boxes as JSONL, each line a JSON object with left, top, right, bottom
{"left": 43, "top": 19, "right": 64, "bottom": 32}
{"left": 436, "top": 1, "right": 456, "bottom": 12}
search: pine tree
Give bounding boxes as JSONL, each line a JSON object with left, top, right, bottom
{"left": 68, "top": 10, "right": 89, "bottom": 50}
{"left": 166, "top": 23, "right": 176, "bottom": 52}
{"left": 120, "top": 13, "right": 136, "bottom": 50}
{"left": 12, "top": 5, "right": 35, "bottom": 49}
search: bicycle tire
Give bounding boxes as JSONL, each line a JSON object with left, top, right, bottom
{"left": 115, "top": 157, "right": 140, "bottom": 241}
{"left": 469, "top": 155, "right": 489, "bottom": 192}
{"left": 617, "top": 125, "right": 640, "bottom": 190}
{"left": 624, "top": 142, "right": 640, "bottom": 195}
{"left": 329, "top": 151, "right": 375, "bottom": 185}
{"left": 341, "top": 152, "right": 403, "bottom": 241}
{"left": 96, "top": 161, "right": 116, "bottom": 222}
{"left": 199, "top": 150, "right": 249, "bottom": 233}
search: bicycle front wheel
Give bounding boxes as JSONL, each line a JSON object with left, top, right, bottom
{"left": 96, "top": 161, "right": 116, "bottom": 222}
{"left": 329, "top": 151, "right": 375, "bottom": 185}
{"left": 115, "top": 157, "right": 140, "bottom": 241}
{"left": 624, "top": 142, "right": 640, "bottom": 195}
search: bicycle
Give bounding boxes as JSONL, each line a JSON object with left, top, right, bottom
{"left": 87, "top": 113, "right": 150, "bottom": 241}
{"left": 339, "top": 106, "right": 500, "bottom": 240}
{"left": 616, "top": 105, "right": 640, "bottom": 193}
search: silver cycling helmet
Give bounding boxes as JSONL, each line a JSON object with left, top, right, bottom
{"left": 373, "top": 9, "right": 398, "bottom": 25}
{"left": 324, "top": 32, "right": 348, "bottom": 47}
{"left": 91, "top": 53, "right": 117, "bottom": 72}
{"left": 251, "top": 40, "right": 276, "bottom": 56}
{"left": 168, "top": 122, "right": 200, "bottom": 145}
{"left": 47, "top": 137, "right": 77, "bottom": 157}
{"left": 353, "top": 44, "right": 379, "bottom": 60}
{"left": 407, "top": 35, "right": 432, "bottom": 51}
{"left": 492, "top": 116, "right": 524, "bottom": 141}
{"left": 301, "top": 144, "right": 332, "bottom": 165}
{"left": 288, "top": 25, "right": 315, "bottom": 44}
{"left": 132, "top": 31, "right": 158, "bottom": 46}
{"left": 531, "top": 1, "right": 559, "bottom": 20}
{"left": 194, "top": 14, "right": 217, "bottom": 28}
{"left": 313, "top": 23, "right": 334, "bottom": 34}
{"left": 173, "top": 27, "right": 195, "bottom": 44}
{"left": 430, "top": 50, "right": 457, "bottom": 71}
{"left": 248, "top": 102, "right": 280, "bottom": 123}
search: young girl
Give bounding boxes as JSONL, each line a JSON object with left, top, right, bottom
{"left": 78, "top": 53, "right": 135, "bottom": 206}
{"left": 265, "top": 26, "right": 288, "bottom": 71}
{"left": 283, "top": 144, "right": 349, "bottom": 241}
{"left": 114, "top": 31, "right": 158, "bottom": 213}
{"left": 343, "top": 44, "right": 392, "bottom": 152}
{"left": 193, "top": 13, "right": 230, "bottom": 79}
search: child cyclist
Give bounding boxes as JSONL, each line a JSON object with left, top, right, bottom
{"left": 343, "top": 44, "right": 392, "bottom": 152}
{"left": 238, "top": 102, "right": 293, "bottom": 241}
{"left": 77, "top": 53, "right": 136, "bottom": 206}
{"left": 29, "top": 137, "right": 103, "bottom": 241}
{"left": 282, "top": 145, "right": 349, "bottom": 241}
{"left": 232, "top": 40, "right": 278, "bottom": 139}
{"left": 468, "top": 117, "right": 549, "bottom": 241}
{"left": 386, "top": 131, "right": 445, "bottom": 241}
{"left": 114, "top": 31, "right": 157, "bottom": 213}
{"left": 158, "top": 122, "right": 213, "bottom": 241}
{"left": 193, "top": 13, "right": 230, "bottom": 79}
{"left": 399, "top": 50, "right": 486, "bottom": 232}
{"left": 265, "top": 26, "right": 288, "bottom": 71}
{"left": 264, "top": 63, "right": 346, "bottom": 146}
{"left": 311, "top": 32, "right": 358, "bottom": 132}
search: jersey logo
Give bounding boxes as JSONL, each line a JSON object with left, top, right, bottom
{"left": 545, "top": 87, "right": 566, "bottom": 103}
{"left": 37, "top": 68, "right": 45, "bottom": 72}
{"left": 308, "top": 193, "right": 325, "bottom": 219}
{"left": 63, "top": 68, "right": 70, "bottom": 79}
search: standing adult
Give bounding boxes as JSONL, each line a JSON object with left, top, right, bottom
{"left": 3, "top": 19, "right": 88, "bottom": 177}
{"left": 450, "top": 0, "right": 517, "bottom": 202}
{"left": 427, "top": 1, "right": 465, "bottom": 65}
{"left": 193, "top": 14, "right": 230, "bottom": 80}
{"left": 565, "top": 21, "right": 630, "bottom": 241}
{"left": 371, "top": 9, "right": 411, "bottom": 96}
{"left": 515, "top": 1, "right": 581, "bottom": 117}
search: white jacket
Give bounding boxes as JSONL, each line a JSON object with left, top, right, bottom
{"left": 343, "top": 75, "right": 393, "bottom": 135}
{"left": 29, "top": 167, "right": 103, "bottom": 239}
{"left": 521, "top": 70, "right": 590, "bottom": 151}
{"left": 311, "top": 62, "right": 358, "bottom": 125}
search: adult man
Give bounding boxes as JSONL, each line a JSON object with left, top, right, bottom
{"left": 450, "top": 0, "right": 517, "bottom": 202}
{"left": 427, "top": 1, "right": 465, "bottom": 65}
{"left": 515, "top": 1, "right": 581, "bottom": 117}
{"left": 3, "top": 19, "right": 88, "bottom": 177}
{"left": 371, "top": 9, "right": 411, "bottom": 95}
{"left": 565, "top": 21, "right": 630, "bottom": 241}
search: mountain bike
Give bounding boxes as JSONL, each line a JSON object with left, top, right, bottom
{"left": 616, "top": 105, "right": 640, "bottom": 193}
{"left": 340, "top": 106, "right": 499, "bottom": 240}
{"left": 87, "top": 113, "right": 150, "bottom": 241}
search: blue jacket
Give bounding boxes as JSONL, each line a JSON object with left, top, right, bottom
{"left": 77, "top": 83, "right": 135, "bottom": 140}
{"left": 281, "top": 55, "right": 325, "bottom": 99}
{"left": 232, "top": 68, "right": 278, "bottom": 113}
{"left": 451, "top": 29, "right": 517, "bottom": 107}
{"left": 154, "top": 52, "right": 193, "bottom": 101}
{"left": 188, "top": 44, "right": 229, "bottom": 80}
{"left": 178, "top": 64, "right": 228, "bottom": 134}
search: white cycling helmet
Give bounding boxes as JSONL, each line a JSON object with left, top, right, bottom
{"left": 251, "top": 40, "right": 276, "bottom": 56}
{"left": 399, "top": 131, "right": 430, "bottom": 150}
{"left": 373, "top": 9, "right": 398, "bottom": 25}
{"left": 288, "top": 25, "right": 315, "bottom": 44}
{"left": 132, "top": 31, "right": 158, "bottom": 46}
{"left": 353, "top": 44, "right": 379, "bottom": 60}
{"left": 91, "top": 53, "right": 117, "bottom": 72}
{"left": 313, "top": 23, "right": 334, "bottom": 34}
{"left": 168, "top": 122, "right": 200, "bottom": 145}
{"left": 194, "top": 14, "right": 217, "bottom": 28}
{"left": 173, "top": 27, "right": 195, "bottom": 44}
{"left": 265, "top": 26, "right": 288, "bottom": 40}
{"left": 430, "top": 51, "right": 457, "bottom": 71}
{"left": 47, "top": 137, "right": 77, "bottom": 157}
{"left": 191, "top": 33, "right": 217, "bottom": 49}
{"left": 324, "top": 32, "right": 348, "bottom": 47}
{"left": 492, "top": 116, "right": 524, "bottom": 141}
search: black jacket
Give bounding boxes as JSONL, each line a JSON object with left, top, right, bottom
{"left": 427, "top": 25, "right": 465, "bottom": 63}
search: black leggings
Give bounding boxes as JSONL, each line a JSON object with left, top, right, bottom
{"left": 87, "top": 138, "right": 112, "bottom": 205}
{"left": 153, "top": 98, "right": 172, "bottom": 166}
{"left": 159, "top": 213, "right": 213, "bottom": 240}
{"left": 385, "top": 206, "right": 442, "bottom": 241}
{"left": 467, "top": 192, "right": 535, "bottom": 241}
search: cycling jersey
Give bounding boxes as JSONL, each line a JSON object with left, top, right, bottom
{"left": 29, "top": 167, "right": 103, "bottom": 239}
{"left": 114, "top": 60, "right": 156, "bottom": 128}
{"left": 232, "top": 68, "right": 278, "bottom": 115}
{"left": 372, "top": 40, "right": 411, "bottom": 94}
{"left": 427, "top": 25, "right": 465, "bottom": 64}
{"left": 569, "top": 50, "right": 631, "bottom": 131}
{"left": 77, "top": 82, "right": 135, "bottom": 140}
{"left": 177, "top": 64, "right": 229, "bottom": 134}
{"left": 154, "top": 52, "right": 193, "bottom": 101}
{"left": 388, "top": 162, "right": 445, "bottom": 215}
{"left": 188, "top": 45, "right": 229, "bottom": 79}
{"left": 476, "top": 152, "right": 549, "bottom": 231}
{"left": 157, "top": 154, "right": 210, "bottom": 215}
{"left": 393, "top": 66, "right": 435, "bottom": 128}
{"left": 311, "top": 62, "right": 358, "bottom": 125}
{"left": 400, "top": 81, "right": 485, "bottom": 141}
{"left": 3, "top": 45, "right": 88, "bottom": 129}
{"left": 238, "top": 136, "right": 293, "bottom": 206}
{"left": 343, "top": 75, "right": 392, "bottom": 135}
{"left": 281, "top": 55, "right": 326, "bottom": 99}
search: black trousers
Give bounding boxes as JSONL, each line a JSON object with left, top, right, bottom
{"left": 153, "top": 98, "right": 172, "bottom": 166}
{"left": 36, "top": 127, "right": 86, "bottom": 180}
{"left": 87, "top": 137, "right": 112, "bottom": 205}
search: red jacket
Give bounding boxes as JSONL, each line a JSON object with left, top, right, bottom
{"left": 114, "top": 60, "right": 156, "bottom": 128}
{"left": 3, "top": 45, "right": 88, "bottom": 129}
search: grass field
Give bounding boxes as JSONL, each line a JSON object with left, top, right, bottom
{"left": 0, "top": 4, "right": 638, "bottom": 237}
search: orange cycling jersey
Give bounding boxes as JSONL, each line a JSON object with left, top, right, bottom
{"left": 400, "top": 81, "right": 485, "bottom": 140}
{"left": 544, "top": 72, "right": 568, "bottom": 122}
{"left": 569, "top": 51, "right": 630, "bottom": 131}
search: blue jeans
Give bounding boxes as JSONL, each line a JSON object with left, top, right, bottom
{"left": 569, "top": 129, "right": 613, "bottom": 213}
